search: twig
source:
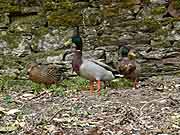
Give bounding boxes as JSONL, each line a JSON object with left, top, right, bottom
{"left": 139, "top": 98, "right": 167, "bottom": 117}
{"left": 48, "top": 109, "right": 62, "bottom": 122}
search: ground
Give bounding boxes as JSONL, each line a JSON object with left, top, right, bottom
{"left": 0, "top": 76, "right": 180, "bottom": 135}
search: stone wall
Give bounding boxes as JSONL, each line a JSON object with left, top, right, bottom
{"left": 0, "top": 0, "right": 180, "bottom": 80}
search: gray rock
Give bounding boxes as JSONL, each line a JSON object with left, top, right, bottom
{"left": 12, "top": 39, "right": 31, "bottom": 57}
{"left": 0, "top": 13, "right": 10, "bottom": 29}
{"left": 139, "top": 49, "right": 166, "bottom": 60}
{"left": 0, "top": 40, "right": 7, "bottom": 49}
{"left": 82, "top": 8, "right": 103, "bottom": 26}
{"left": 150, "top": 0, "right": 168, "bottom": 4}
{"left": 38, "top": 33, "right": 63, "bottom": 51}
{"left": 0, "top": 68, "right": 20, "bottom": 79}
{"left": 46, "top": 55, "right": 63, "bottom": 64}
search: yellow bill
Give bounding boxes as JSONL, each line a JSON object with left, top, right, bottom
{"left": 128, "top": 51, "right": 136, "bottom": 59}
{"left": 64, "top": 39, "right": 72, "bottom": 46}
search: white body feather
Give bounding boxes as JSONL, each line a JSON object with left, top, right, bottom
{"left": 79, "top": 59, "right": 115, "bottom": 81}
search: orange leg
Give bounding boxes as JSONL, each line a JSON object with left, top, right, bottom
{"left": 97, "top": 80, "right": 101, "bottom": 96}
{"left": 90, "top": 81, "right": 94, "bottom": 95}
{"left": 133, "top": 79, "right": 138, "bottom": 89}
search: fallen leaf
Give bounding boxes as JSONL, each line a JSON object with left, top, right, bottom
{"left": 0, "top": 107, "right": 6, "bottom": 114}
{"left": 44, "top": 125, "right": 56, "bottom": 132}
{"left": 6, "top": 109, "right": 21, "bottom": 115}
{"left": 0, "top": 125, "right": 18, "bottom": 133}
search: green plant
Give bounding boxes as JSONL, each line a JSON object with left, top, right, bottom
{"left": 3, "top": 95, "right": 13, "bottom": 104}
{"left": 110, "top": 78, "right": 133, "bottom": 89}
{"left": 99, "top": 88, "right": 107, "bottom": 96}
{"left": 31, "top": 82, "right": 44, "bottom": 94}
{"left": 0, "top": 79, "right": 8, "bottom": 91}
{"left": 62, "top": 76, "right": 89, "bottom": 92}
{"left": 48, "top": 84, "right": 66, "bottom": 96}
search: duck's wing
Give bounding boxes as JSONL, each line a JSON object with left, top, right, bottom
{"left": 80, "top": 59, "right": 114, "bottom": 81}
{"left": 47, "top": 65, "right": 66, "bottom": 81}
{"left": 127, "top": 61, "right": 136, "bottom": 73}
{"left": 90, "top": 59, "right": 119, "bottom": 74}
{"left": 118, "top": 58, "right": 129, "bottom": 72}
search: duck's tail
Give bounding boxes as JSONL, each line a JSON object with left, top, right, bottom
{"left": 112, "top": 71, "right": 124, "bottom": 78}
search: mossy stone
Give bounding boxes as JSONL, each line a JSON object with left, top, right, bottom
{"left": 47, "top": 10, "right": 82, "bottom": 26}
{"left": 151, "top": 6, "right": 166, "bottom": 15}
{"left": 103, "top": 7, "right": 119, "bottom": 17}
{"left": 140, "top": 18, "right": 161, "bottom": 32}
{"left": 174, "top": 0, "right": 180, "bottom": 9}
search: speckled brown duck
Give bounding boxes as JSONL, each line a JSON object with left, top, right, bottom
{"left": 27, "top": 63, "right": 65, "bottom": 86}
{"left": 64, "top": 27, "right": 124, "bottom": 95}
{"left": 117, "top": 46, "right": 140, "bottom": 89}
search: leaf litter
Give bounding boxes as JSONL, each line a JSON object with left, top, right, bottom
{"left": 0, "top": 75, "right": 180, "bottom": 135}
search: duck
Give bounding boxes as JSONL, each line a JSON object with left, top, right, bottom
{"left": 27, "top": 62, "right": 65, "bottom": 87}
{"left": 64, "top": 27, "right": 124, "bottom": 95}
{"left": 117, "top": 46, "right": 140, "bottom": 89}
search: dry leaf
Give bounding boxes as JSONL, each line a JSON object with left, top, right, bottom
{"left": 6, "top": 109, "right": 21, "bottom": 115}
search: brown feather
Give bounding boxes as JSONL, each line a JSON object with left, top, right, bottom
{"left": 27, "top": 63, "right": 65, "bottom": 85}
{"left": 117, "top": 47, "right": 140, "bottom": 88}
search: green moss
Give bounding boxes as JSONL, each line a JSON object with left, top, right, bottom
{"left": 0, "top": 55, "right": 19, "bottom": 68}
{"left": 22, "top": 50, "right": 64, "bottom": 63}
{"left": 141, "top": 18, "right": 161, "bottom": 32}
{"left": 44, "top": 0, "right": 75, "bottom": 11}
{"left": 119, "top": 0, "right": 141, "bottom": 8}
{"left": 47, "top": 10, "right": 82, "bottom": 26}
{"left": 0, "top": 0, "right": 20, "bottom": 14}
{"left": 142, "top": 0, "right": 151, "bottom": 4}
{"left": 151, "top": 6, "right": 166, "bottom": 15}
{"left": 103, "top": 6, "right": 119, "bottom": 17}
{"left": 61, "top": 0, "right": 74, "bottom": 10}
{"left": 0, "top": 78, "right": 32, "bottom": 93}
{"left": 110, "top": 78, "right": 133, "bottom": 89}
{"left": 141, "top": 64, "right": 157, "bottom": 73}
{"left": 174, "top": 0, "right": 180, "bottom": 9}
{"left": 161, "top": 18, "right": 179, "bottom": 26}
{"left": 61, "top": 76, "right": 89, "bottom": 91}
{"left": 154, "top": 28, "right": 168, "bottom": 37}
{"left": 9, "top": 15, "right": 47, "bottom": 32}
{"left": 0, "top": 32, "right": 20, "bottom": 48}
{"left": 0, "top": 14, "right": 48, "bottom": 49}
{"left": 163, "top": 65, "right": 178, "bottom": 72}
{"left": 151, "top": 40, "right": 171, "bottom": 48}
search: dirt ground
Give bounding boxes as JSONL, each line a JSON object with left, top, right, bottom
{"left": 0, "top": 75, "right": 180, "bottom": 135}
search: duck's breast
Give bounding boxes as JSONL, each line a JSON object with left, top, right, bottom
{"left": 79, "top": 59, "right": 114, "bottom": 81}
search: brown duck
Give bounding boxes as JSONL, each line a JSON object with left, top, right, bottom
{"left": 27, "top": 63, "right": 65, "bottom": 86}
{"left": 117, "top": 46, "right": 140, "bottom": 89}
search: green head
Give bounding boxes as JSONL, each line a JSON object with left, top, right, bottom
{"left": 64, "top": 27, "right": 83, "bottom": 51}
{"left": 120, "top": 46, "right": 130, "bottom": 57}
{"left": 72, "top": 35, "right": 82, "bottom": 50}
{"left": 119, "top": 46, "right": 136, "bottom": 59}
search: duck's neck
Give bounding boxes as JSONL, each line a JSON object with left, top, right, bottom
{"left": 72, "top": 50, "right": 82, "bottom": 74}
{"left": 121, "top": 50, "right": 129, "bottom": 57}
{"left": 120, "top": 46, "right": 129, "bottom": 57}
{"left": 122, "top": 53, "right": 128, "bottom": 57}
{"left": 75, "top": 42, "right": 83, "bottom": 52}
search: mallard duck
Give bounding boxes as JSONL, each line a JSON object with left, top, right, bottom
{"left": 117, "top": 46, "right": 140, "bottom": 89}
{"left": 27, "top": 62, "right": 65, "bottom": 86}
{"left": 64, "top": 29, "right": 123, "bottom": 95}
